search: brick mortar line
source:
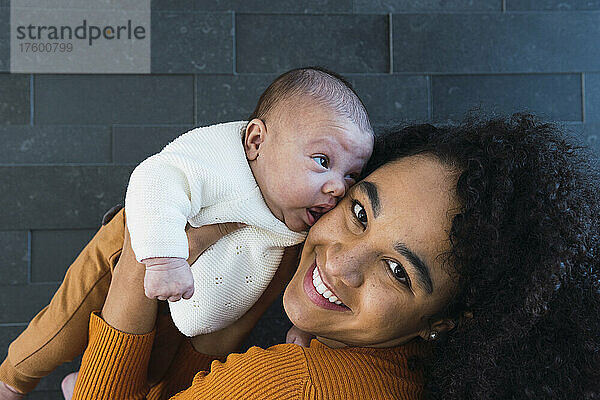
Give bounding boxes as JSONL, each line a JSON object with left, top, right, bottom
{"left": 388, "top": 13, "right": 393, "bottom": 74}
{"left": 581, "top": 73, "right": 586, "bottom": 122}
{"left": 398, "top": 72, "right": 592, "bottom": 76}
{"left": 230, "top": 11, "right": 584, "bottom": 15}
{"left": 110, "top": 125, "right": 115, "bottom": 164}
{"left": 110, "top": 124, "right": 194, "bottom": 128}
{"left": 193, "top": 74, "right": 198, "bottom": 126}
{"left": 388, "top": 10, "right": 600, "bottom": 14}
{"left": 0, "top": 163, "right": 136, "bottom": 167}
{"left": 221, "top": 72, "right": 600, "bottom": 76}
{"left": 26, "top": 230, "right": 32, "bottom": 284}
{"left": 232, "top": 11, "right": 237, "bottom": 75}
{"left": 0, "top": 323, "right": 28, "bottom": 327}
{"left": 29, "top": 74, "right": 34, "bottom": 127}
{"left": 427, "top": 75, "right": 433, "bottom": 120}
{"left": 25, "top": 280, "right": 63, "bottom": 285}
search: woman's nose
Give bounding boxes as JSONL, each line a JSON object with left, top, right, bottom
{"left": 322, "top": 175, "right": 346, "bottom": 199}
{"left": 324, "top": 242, "right": 364, "bottom": 288}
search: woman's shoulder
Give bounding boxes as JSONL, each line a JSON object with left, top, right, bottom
{"left": 302, "top": 339, "right": 427, "bottom": 399}
{"left": 184, "top": 343, "right": 309, "bottom": 399}
{"left": 185, "top": 340, "right": 426, "bottom": 399}
{"left": 305, "top": 338, "right": 427, "bottom": 368}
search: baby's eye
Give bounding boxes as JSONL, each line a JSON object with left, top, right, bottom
{"left": 312, "top": 155, "right": 329, "bottom": 169}
{"left": 386, "top": 260, "right": 410, "bottom": 287}
{"left": 352, "top": 200, "right": 367, "bottom": 227}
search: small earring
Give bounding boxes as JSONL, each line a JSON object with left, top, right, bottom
{"left": 429, "top": 331, "right": 438, "bottom": 341}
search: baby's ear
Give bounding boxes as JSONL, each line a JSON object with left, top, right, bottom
{"left": 244, "top": 118, "right": 266, "bottom": 160}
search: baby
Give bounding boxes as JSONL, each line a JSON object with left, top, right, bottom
{"left": 126, "top": 67, "right": 374, "bottom": 336}
{"left": 0, "top": 67, "right": 373, "bottom": 398}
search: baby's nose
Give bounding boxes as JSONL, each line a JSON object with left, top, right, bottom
{"left": 323, "top": 176, "right": 346, "bottom": 198}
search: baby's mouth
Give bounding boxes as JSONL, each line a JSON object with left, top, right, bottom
{"left": 306, "top": 205, "right": 334, "bottom": 226}
{"left": 306, "top": 208, "right": 323, "bottom": 226}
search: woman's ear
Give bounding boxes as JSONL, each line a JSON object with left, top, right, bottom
{"left": 244, "top": 118, "right": 266, "bottom": 161}
{"left": 419, "top": 318, "right": 456, "bottom": 341}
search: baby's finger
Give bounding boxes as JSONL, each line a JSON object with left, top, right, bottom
{"left": 168, "top": 294, "right": 182, "bottom": 302}
{"left": 157, "top": 295, "right": 168, "bottom": 301}
{"left": 182, "top": 287, "right": 194, "bottom": 300}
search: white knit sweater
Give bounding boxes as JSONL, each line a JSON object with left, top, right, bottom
{"left": 125, "top": 121, "right": 306, "bottom": 336}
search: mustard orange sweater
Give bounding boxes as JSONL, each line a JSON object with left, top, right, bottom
{"left": 73, "top": 312, "right": 426, "bottom": 399}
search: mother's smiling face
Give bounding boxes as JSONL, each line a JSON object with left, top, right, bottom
{"left": 283, "top": 154, "right": 461, "bottom": 348}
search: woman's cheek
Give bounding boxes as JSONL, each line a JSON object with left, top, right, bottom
{"left": 365, "top": 286, "right": 410, "bottom": 331}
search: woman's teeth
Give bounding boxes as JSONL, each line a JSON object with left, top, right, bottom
{"left": 313, "top": 266, "right": 343, "bottom": 305}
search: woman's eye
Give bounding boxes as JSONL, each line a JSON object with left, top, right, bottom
{"left": 312, "top": 155, "right": 329, "bottom": 169}
{"left": 352, "top": 200, "right": 367, "bottom": 227}
{"left": 387, "top": 260, "right": 410, "bottom": 286}
{"left": 344, "top": 174, "right": 358, "bottom": 183}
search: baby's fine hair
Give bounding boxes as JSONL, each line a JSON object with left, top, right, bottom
{"left": 249, "top": 66, "right": 374, "bottom": 136}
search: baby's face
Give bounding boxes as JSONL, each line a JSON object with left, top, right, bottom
{"left": 246, "top": 105, "right": 373, "bottom": 232}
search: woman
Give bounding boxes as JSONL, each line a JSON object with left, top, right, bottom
{"left": 71, "top": 114, "right": 599, "bottom": 399}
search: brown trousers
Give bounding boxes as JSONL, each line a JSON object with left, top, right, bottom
{"left": 0, "top": 209, "right": 126, "bottom": 393}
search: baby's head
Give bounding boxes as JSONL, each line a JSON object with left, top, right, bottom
{"left": 243, "top": 67, "right": 374, "bottom": 232}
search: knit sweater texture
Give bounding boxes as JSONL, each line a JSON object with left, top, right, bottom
{"left": 124, "top": 121, "right": 306, "bottom": 336}
{"left": 73, "top": 312, "right": 426, "bottom": 400}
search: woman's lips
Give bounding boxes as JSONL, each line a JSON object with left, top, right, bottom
{"left": 303, "top": 261, "right": 349, "bottom": 311}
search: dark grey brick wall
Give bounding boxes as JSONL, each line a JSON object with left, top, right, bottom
{"left": 113, "top": 125, "right": 193, "bottom": 164}
{"left": 392, "top": 13, "right": 600, "bottom": 73}
{"left": 236, "top": 14, "right": 389, "bottom": 73}
{"left": 431, "top": 74, "right": 582, "bottom": 122}
{"left": 34, "top": 75, "right": 195, "bottom": 125}
{"left": 0, "top": 74, "right": 29, "bottom": 124}
{"left": 0, "top": 126, "right": 111, "bottom": 164}
{"left": 0, "top": 231, "right": 28, "bottom": 285}
{"left": 151, "top": 11, "right": 233, "bottom": 74}
{"left": 1, "top": 2, "right": 599, "bottom": 398}
{"left": 587, "top": 73, "right": 600, "bottom": 121}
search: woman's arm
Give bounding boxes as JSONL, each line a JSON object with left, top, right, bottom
{"left": 72, "top": 222, "right": 245, "bottom": 400}
{"left": 71, "top": 225, "right": 159, "bottom": 400}
{"left": 73, "top": 223, "right": 300, "bottom": 399}
{"left": 100, "top": 224, "right": 158, "bottom": 334}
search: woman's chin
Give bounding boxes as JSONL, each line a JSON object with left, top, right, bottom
{"left": 282, "top": 285, "right": 305, "bottom": 328}
{"left": 283, "top": 281, "right": 317, "bottom": 334}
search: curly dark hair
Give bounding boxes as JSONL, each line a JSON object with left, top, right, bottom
{"left": 365, "top": 114, "right": 600, "bottom": 399}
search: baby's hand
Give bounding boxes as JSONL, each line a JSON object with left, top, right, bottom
{"left": 142, "top": 257, "right": 194, "bottom": 302}
{"left": 286, "top": 325, "right": 315, "bottom": 347}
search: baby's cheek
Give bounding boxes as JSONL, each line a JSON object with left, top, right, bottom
{"left": 285, "top": 181, "right": 313, "bottom": 205}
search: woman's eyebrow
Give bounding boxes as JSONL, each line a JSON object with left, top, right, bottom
{"left": 394, "top": 243, "right": 433, "bottom": 294}
{"left": 357, "top": 181, "right": 380, "bottom": 217}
